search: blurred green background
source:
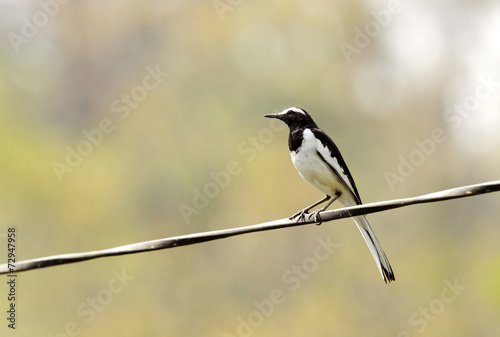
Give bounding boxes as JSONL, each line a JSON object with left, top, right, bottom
{"left": 1, "top": 0, "right": 500, "bottom": 336}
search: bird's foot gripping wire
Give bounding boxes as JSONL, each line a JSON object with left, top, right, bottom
{"left": 289, "top": 209, "right": 308, "bottom": 223}
{"left": 311, "top": 210, "right": 323, "bottom": 225}
{"left": 289, "top": 195, "right": 332, "bottom": 225}
{"left": 289, "top": 209, "right": 323, "bottom": 225}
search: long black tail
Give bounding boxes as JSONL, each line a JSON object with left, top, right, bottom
{"left": 353, "top": 215, "right": 395, "bottom": 283}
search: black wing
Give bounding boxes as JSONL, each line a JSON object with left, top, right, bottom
{"left": 312, "top": 128, "right": 362, "bottom": 204}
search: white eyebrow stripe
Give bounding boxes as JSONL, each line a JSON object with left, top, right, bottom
{"left": 280, "top": 107, "right": 306, "bottom": 115}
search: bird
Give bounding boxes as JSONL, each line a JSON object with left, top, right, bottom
{"left": 264, "top": 107, "right": 395, "bottom": 283}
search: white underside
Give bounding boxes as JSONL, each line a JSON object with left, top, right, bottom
{"left": 291, "top": 128, "right": 355, "bottom": 205}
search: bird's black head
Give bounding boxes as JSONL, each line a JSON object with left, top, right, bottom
{"left": 264, "top": 107, "right": 317, "bottom": 129}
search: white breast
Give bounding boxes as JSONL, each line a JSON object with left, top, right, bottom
{"left": 291, "top": 129, "right": 355, "bottom": 203}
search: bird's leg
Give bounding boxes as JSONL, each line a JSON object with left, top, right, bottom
{"left": 311, "top": 192, "right": 341, "bottom": 225}
{"left": 290, "top": 195, "right": 331, "bottom": 222}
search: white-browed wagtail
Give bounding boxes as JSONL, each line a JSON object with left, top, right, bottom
{"left": 265, "top": 107, "right": 395, "bottom": 283}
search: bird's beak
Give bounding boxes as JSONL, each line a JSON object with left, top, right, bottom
{"left": 264, "top": 113, "right": 280, "bottom": 119}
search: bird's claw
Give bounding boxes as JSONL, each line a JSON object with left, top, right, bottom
{"left": 290, "top": 209, "right": 308, "bottom": 223}
{"left": 311, "top": 210, "right": 323, "bottom": 225}
{"left": 290, "top": 209, "right": 323, "bottom": 225}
